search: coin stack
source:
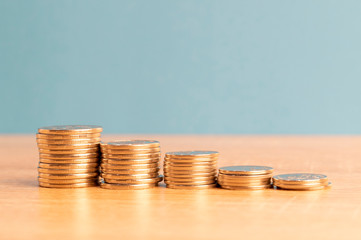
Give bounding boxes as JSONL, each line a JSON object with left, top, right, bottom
{"left": 218, "top": 166, "right": 273, "bottom": 190}
{"left": 99, "top": 140, "right": 162, "bottom": 189}
{"left": 273, "top": 173, "right": 331, "bottom": 190}
{"left": 164, "top": 151, "right": 218, "bottom": 189}
{"left": 36, "top": 125, "right": 102, "bottom": 188}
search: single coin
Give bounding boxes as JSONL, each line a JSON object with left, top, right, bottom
{"left": 218, "top": 173, "right": 273, "bottom": 180}
{"left": 102, "top": 153, "right": 160, "bottom": 159}
{"left": 38, "top": 172, "right": 98, "bottom": 179}
{"left": 165, "top": 179, "right": 216, "bottom": 185}
{"left": 219, "top": 184, "right": 272, "bottom": 190}
{"left": 38, "top": 168, "right": 99, "bottom": 174}
{"left": 163, "top": 165, "right": 216, "bottom": 171}
{"left": 163, "top": 171, "right": 217, "bottom": 177}
{"left": 275, "top": 182, "right": 332, "bottom": 191}
{"left": 101, "top": 173, "right": 159, "bottom": 180}
{"left": 38, "top": 162, "right": 99, "bottom": 169}
{"left": 103, "top": 176, "right": 163, "bottom": 184}
{"left": 36, "top": 133, "right": 101, "bottom": 139}
{"left": 272, "top": 173, "right": 328, "bottom": 184}
{"left": 101, "top": 167, "right": 160, "bottom": 175}
{"left": 38, "top": 177, "right": 97, "bottom": 184}
{"left": 39, "top": 148, "right": 100, "bottom": 154}
{"left": 100, "top": 162, "right": 158, "bottom": 169}
{"left": 39, "top": 158, "right": 99, "bottom": 164}
{"left": 101, "top": 158, "right": 159, "bottom": 165}
{"left": 36, "top": 138, "right": 101, "bottom": 144}
{"left": 99, "top": 182, "right": 157, "bottom": 190}
{"left": 165, "top": 151, "right": 219, "bottom": 158}
{"left": 38, "top": 125, "right": 103, "bottom": 134}
{"left": 164, "top": 175, "right": 216, "bottom": 181}
{"left": 164, "top": 157, "right": 218, "bottom": 163}
{"left": 166, "top": 183, "right": 217, "bottom": 189}
{"left": 101, "top": 140, "right": 160, "bottom": 149}
{"left": 219, "top": 166, "right": 274, "bottom": 175}
{"left": 40, "top": 152, "right": 100, "bottom": 159}
{"left": 37, "top": 143, "right": 100, "bottom": 150}
{"left": 39, "top": 182, "right": 98, "bottom": 188}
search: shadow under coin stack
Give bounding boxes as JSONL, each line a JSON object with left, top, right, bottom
{"left": 272, "top": 173, "right": 331, "bottom": 190}
{"left": 36, "top": 125, "right": 102, "bottom": 188}
{"left": 99, "top": 140, "right": 162, "bottom": 189}
{"left": 164, "top": 151, "right": 218, "bottom": 189}
{"left": 218, "top": 166, "right": 273, "bottom": 190}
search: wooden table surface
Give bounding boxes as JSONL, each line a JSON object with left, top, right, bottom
{"left": 1, "top": 135, "right": 360, "bottom": 240}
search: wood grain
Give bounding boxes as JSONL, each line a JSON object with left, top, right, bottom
{"left": 0, "top": 135, "right": 360, "bottom": 240}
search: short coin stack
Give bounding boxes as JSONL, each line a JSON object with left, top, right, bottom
{"left": 218, "top": 165, "right": 273, "bottom": 190}
{"left": 164, "top": 151, "right": 218, "bottom": 189}
{"left": 99, "top": 140, "right": 162, "bottom": 189}
{"left": 36, "top": 125, "right": 102, "bottom": 188}
{"left": 273, "top": 173, "right": 331, "bottom": 190}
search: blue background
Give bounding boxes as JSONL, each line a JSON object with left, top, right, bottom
{"left": 1, "top": 0, "right": 361, "bottom": 134}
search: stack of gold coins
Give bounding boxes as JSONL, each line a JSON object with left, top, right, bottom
{"left": 218, "top": 166, "right": 273, "bottom": 190}
{"left": 164, "top": 151, "right": 218, "bottom": 189}
{"left": 99, "top": 140, "right": 162, "bottom": 189}
{"left": 36, "top": 125, "right": 103, "bottom": 188}
{"left": 273, "top": 173, "right": 331, "bottom": 190}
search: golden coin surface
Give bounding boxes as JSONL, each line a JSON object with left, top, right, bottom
{"left": 39, "top": 182, "right": 98, "bottom": 188}
{"left": 164, "top": 157, "right": 218, "bottom": 163}
{"left": 164, "top": 175, "right": 216, "bottom": 181}
{"left": 220, "top": 184, "right": 272, "bottom": 190}
{"left": 102, "top": 153, "right": 160, "bottom": 159}
{"left": 102, "top": 158, "right": 159, "bottom": 165}
{"left": 101, "top": 148, "right": 160, "bottom": 155}
{"left": 36, "top": 138, "right": 101, "bottom": 144}
{"left": 38, "top": 168, "right": 99, "bottom": 174}
{"left": 38, "top": 172, "right": 98, "bottom": 179}
{"left": 38, "top": 163, "right": 99, "bottom": 169}
{"left": 163, "top": 168, "right": 217, "bottom": 174}
{"left": 101, "top": 167, "right": 159, "bottom": 175}
{"left": 165, "top": 179, "right": 216, "bottom": 185}
{"left": 164, "top": 160, "right": 217, "bottom": 167}
{"left": 163, "top": 165, "right": 216, "bottom": 171}
{"left": 272, "top": 173, "right": 328, "bottom": 184}
{"left": 101, "top": 173, "right": 158, "bottom": 180}
{"left": 219, "top": 166, "right": 274, "bottom": 175}
{"left": 166, "top": 183, "right": 217, "bottom": 189}
{"left": 38, "top": 125, "right": 103, "bottom": 134}
{"left": 36, "top": 133, "right": 101, "bottom": 139}
{"left": 39, "top": 158, "right": 99, "bottom": 164}
{"left": 100, "top": 162, "right": 158, "bottom": 169}
{"left": 40, "top": 152, "right": 100, "bottom": 159}
{"left": 99, "top": 182, "right": 157, "bottom": 190}
{"left": 103, "top": 176, "right": 163, "bottom": 184}
{"left": 101, "top": 140, "right": 160, "bottom": 149}
{"left": 217, "top": 178, "right": 271, "bottom": 185}
{"left": 275, "top": 182, "right": 332, "bottom": 191}
{"left": 37, "top": 143, "right": 100, "bottom": 150}
{"left": 165, "top": 151, "right": 219, "bottom": 158}
{"left": 38, "top": 177, "right": 97, "bottom": 184}
{"left": 218, "top": 173, "right": 273, "bottom": 180}
{"left": 164, "top": 171, "right": 217, "bottom": 177}
{"left": 39, "top": 148, "right": 99, "bottom": 154}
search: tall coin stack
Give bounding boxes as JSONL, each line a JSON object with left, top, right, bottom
{"left": 164, "top": 151, "right": 218, "bottom": 189}
{"left": 218, "top": 166, "right": 273, "bottom": 190}
{"left": 273, "top": 173, "right": 331, "bottom": 190}
{"left": 36, "top": 125, "right": 102, "bottom": 188}
{"left": 99, "top": 140, "right": 162, "bottom": 189}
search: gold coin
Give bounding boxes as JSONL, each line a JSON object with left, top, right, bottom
{"left": 163, "top": 168, "right": 217, "bottom": 174}
{"left": 101, "top": 140, "right": 160, "bottom": 149}
{"left": 39, "top": 148, "right": 99, "bottom": 154}
{"left": 164, "top": 179, "right": 216, "bottom": 185}
{"left": 101, "top": 158, "right": 159, "bottom": 165}
{"left": 163, "top": 171, "right": 217, "bottom": 177}
{"left": 274, "top": 181, "right": 331, "bottom": 190}
{"left": 38, "top": 125, "right": 103, "bottom": 134}
{"left": 38, "top": 162, "right": 99, "bottom": 169}
{"left": 99, "top": 182, "right": 157, "bottom": 190}
{"left": 219, "top": 166, "right": 274, "bottom": 175}
{"left": 165, "top": 151, "right": 219, "bottom": 158}
{"left": 218, "top": 173, "right": 273, "bottom": 180}
{"left": 165, "top": 183, "right": 217, "bottom": 189}
{"left": 102, "top": 176, "right": 163, "bottom": 184}
{"left": 219, "top": 184, "right": 272, "bottom": 190}
{"left": 40, "top": 152, "right": 100, "bottom": 159}
{"left": 36, "top": 133, "right": 101, "bottom": 139}
{"left": 38, "top": 177, "right": 97, "bottom": 184}
{"left": 101, "top": 167, "right": 160, "bottom": 175}
{"left": 39, "top": 182, "right": 98, "bottom": 188}
{"left": 163, "top": 165, "right": 216, "bottom": 171}
{"left": 272, "top": 173, "right": 328, "bottom": 185}
{"left": 101, "top": 172, "right": 158, "bottom": 180}
{"left": 164, "top": 175, "right": 216, "bottom": 181}
{"left": 37, "top": 143, "right": 100, "bottom": 150}
{"left": 38, "top": 168, "right": 98, "bottom": 174}
{"left": 100, "top": 162, "right": 158, "bottom": 169}
{"left": 164, "top": 160, "right": 217, "bottom": 167}
{"left": 101, "top": 149, "right": 160, "bottom": 155}
{"left": 38, "top": 172, "right": 98, "bottom": 179}
{"left": 39, "top": 158, "right": 99, "bottom": 164}
{"left": 102, "top": 153, "right": 160, "bottom": 159}
{"left": 164, "top": 157, "right": 218, "bottom": 163}
{"left": 217, "top": 178, "right": 271, "bottom": 186}
{"left": 36, "top": 138, "right": 101, "bottom": 144}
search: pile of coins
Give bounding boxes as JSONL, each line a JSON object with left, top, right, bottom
{"left": 36, "top": 125, "right": 102, "bottom": 188}
{"left": 164, "top": 151, "right": 218, "bottom": 189}
{"left": 273, "top": 173, "right": 331, "bottom": 190}
{"left": 218, "top": 166, "right": 273, "bottom": 190}
{"left": 99, "top": 140, "right": 162, "bottom": 189}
